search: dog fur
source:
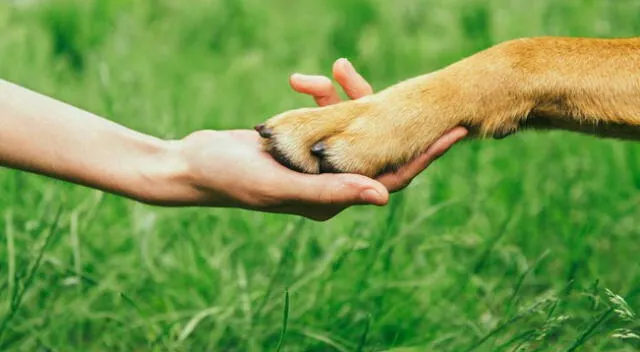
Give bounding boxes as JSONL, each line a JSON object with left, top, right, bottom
{"left": 258, "top": 37, "right": 640, "bottom": 177}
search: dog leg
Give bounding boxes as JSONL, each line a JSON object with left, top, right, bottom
{"left": 258, "top": 37, "right": 640, "bottom": 177}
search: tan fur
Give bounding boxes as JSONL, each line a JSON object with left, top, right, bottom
{"left": 260, "top": 37, "right": 640, "bottom": 177}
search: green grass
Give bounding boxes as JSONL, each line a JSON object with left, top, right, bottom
{"left": 1, "top": 0, "right": 640, "bottom": 350}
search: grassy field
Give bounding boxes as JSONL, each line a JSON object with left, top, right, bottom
{"left": 1, "top": 0, "right": 640, "bottom": 350}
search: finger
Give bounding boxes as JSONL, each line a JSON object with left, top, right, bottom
{"left": 283, "top": 173, "right": 389, "bottom": 207}
{"left": 289, "top": 73, "right": 341, "bottom": 106}
{"left": 377, "top": 127, "right": 468, "bottom": 191}
{"left": 423, "top": 126, "right": 469, "bottom": 159}
{"left": 333, "top": 58, "right": 374, "bottom": 99}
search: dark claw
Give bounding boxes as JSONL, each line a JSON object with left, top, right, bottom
{"left": 254, "top": 124, "right": 273, "bottom": 138}
{"left": 311, "top": 142, "right": 326, "bottom": 157}
{"left": 318, "top": 158, "right": 340, "bottom": 173}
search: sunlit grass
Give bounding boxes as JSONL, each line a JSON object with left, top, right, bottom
{"left": 1, "top": 0, "right": 640, "bottom": 350}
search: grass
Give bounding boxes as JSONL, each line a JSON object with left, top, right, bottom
{"left": 1, "top": 0, "right": 640, "bottom": 350}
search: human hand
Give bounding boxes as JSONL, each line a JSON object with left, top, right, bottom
{"left": 169, "top": 59, "right": 467, "bottom": 220}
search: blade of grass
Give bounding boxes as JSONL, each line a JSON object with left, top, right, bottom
{"left": 565, "top": 308, "right": 613, "bottom": 352}
{"left": 0, "top": 205, "right": 63, "bottom": 343}
{"left": 256, "top": 218, "right": 305, "bottom": 319}
{"left": 275, "top": 289, "right": 290, "bottom": 352}
{"left": 356, "top": 193, "right": 405, "bottom": 293}
{"left": 356, "top": 314, "right": 372, "bottom": 352}
{"left": 464, "top": 297, "right": 552, "bottom": 352}
{"left": 4, "top": 210, "right": 15, "bottom": 306}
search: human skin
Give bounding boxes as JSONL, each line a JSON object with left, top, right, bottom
{"left": 0, "top": 59, "right": 467, "bottom": 221}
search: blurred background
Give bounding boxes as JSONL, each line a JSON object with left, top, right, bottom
{"left": 1, "top": 0, "right": 640, "bottom": 350}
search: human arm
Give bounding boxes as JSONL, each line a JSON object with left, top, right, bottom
{"left": 0, "top": 59, "right": 467, "bottom": 220}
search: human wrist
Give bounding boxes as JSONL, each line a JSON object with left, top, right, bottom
{"left": 125, "top": 136, "right": 199, "bottom": 206}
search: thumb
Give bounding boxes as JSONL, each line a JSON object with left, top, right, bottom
{"left": 293, "top": 173, "right": 389, "bottom": 206}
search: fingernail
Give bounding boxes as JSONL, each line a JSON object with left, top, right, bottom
{"left": 292, "top": 73, "right": 330, "bottom": 85}
{"left": 291, "top": 73, "right": 307, "bottom": 81}
{"left": 360, "top": 189, "right": 383, "bottom": 204}
{"left": 340, "top": 57, "right": 356, "bottom": 75}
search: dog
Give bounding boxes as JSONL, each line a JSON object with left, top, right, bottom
{"left": 255, "top": 37, "right": 640, "bottom": 177}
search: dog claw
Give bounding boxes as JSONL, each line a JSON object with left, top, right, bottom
{"left": 254, "top": 124, "right": 273, "bottom": 138}
{"left": 311, "top": 142, "right": 326, "bottom": 157}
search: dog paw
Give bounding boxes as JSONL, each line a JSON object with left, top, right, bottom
{"left": 256, "top": 90, "right": 452, "bottom": 177}
{"left": 257, "top": 62, "right": 530, "bottom": 178}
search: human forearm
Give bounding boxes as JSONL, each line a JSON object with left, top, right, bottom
{"left": 0, "top": 79, "right": 189, "bottom": 204}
